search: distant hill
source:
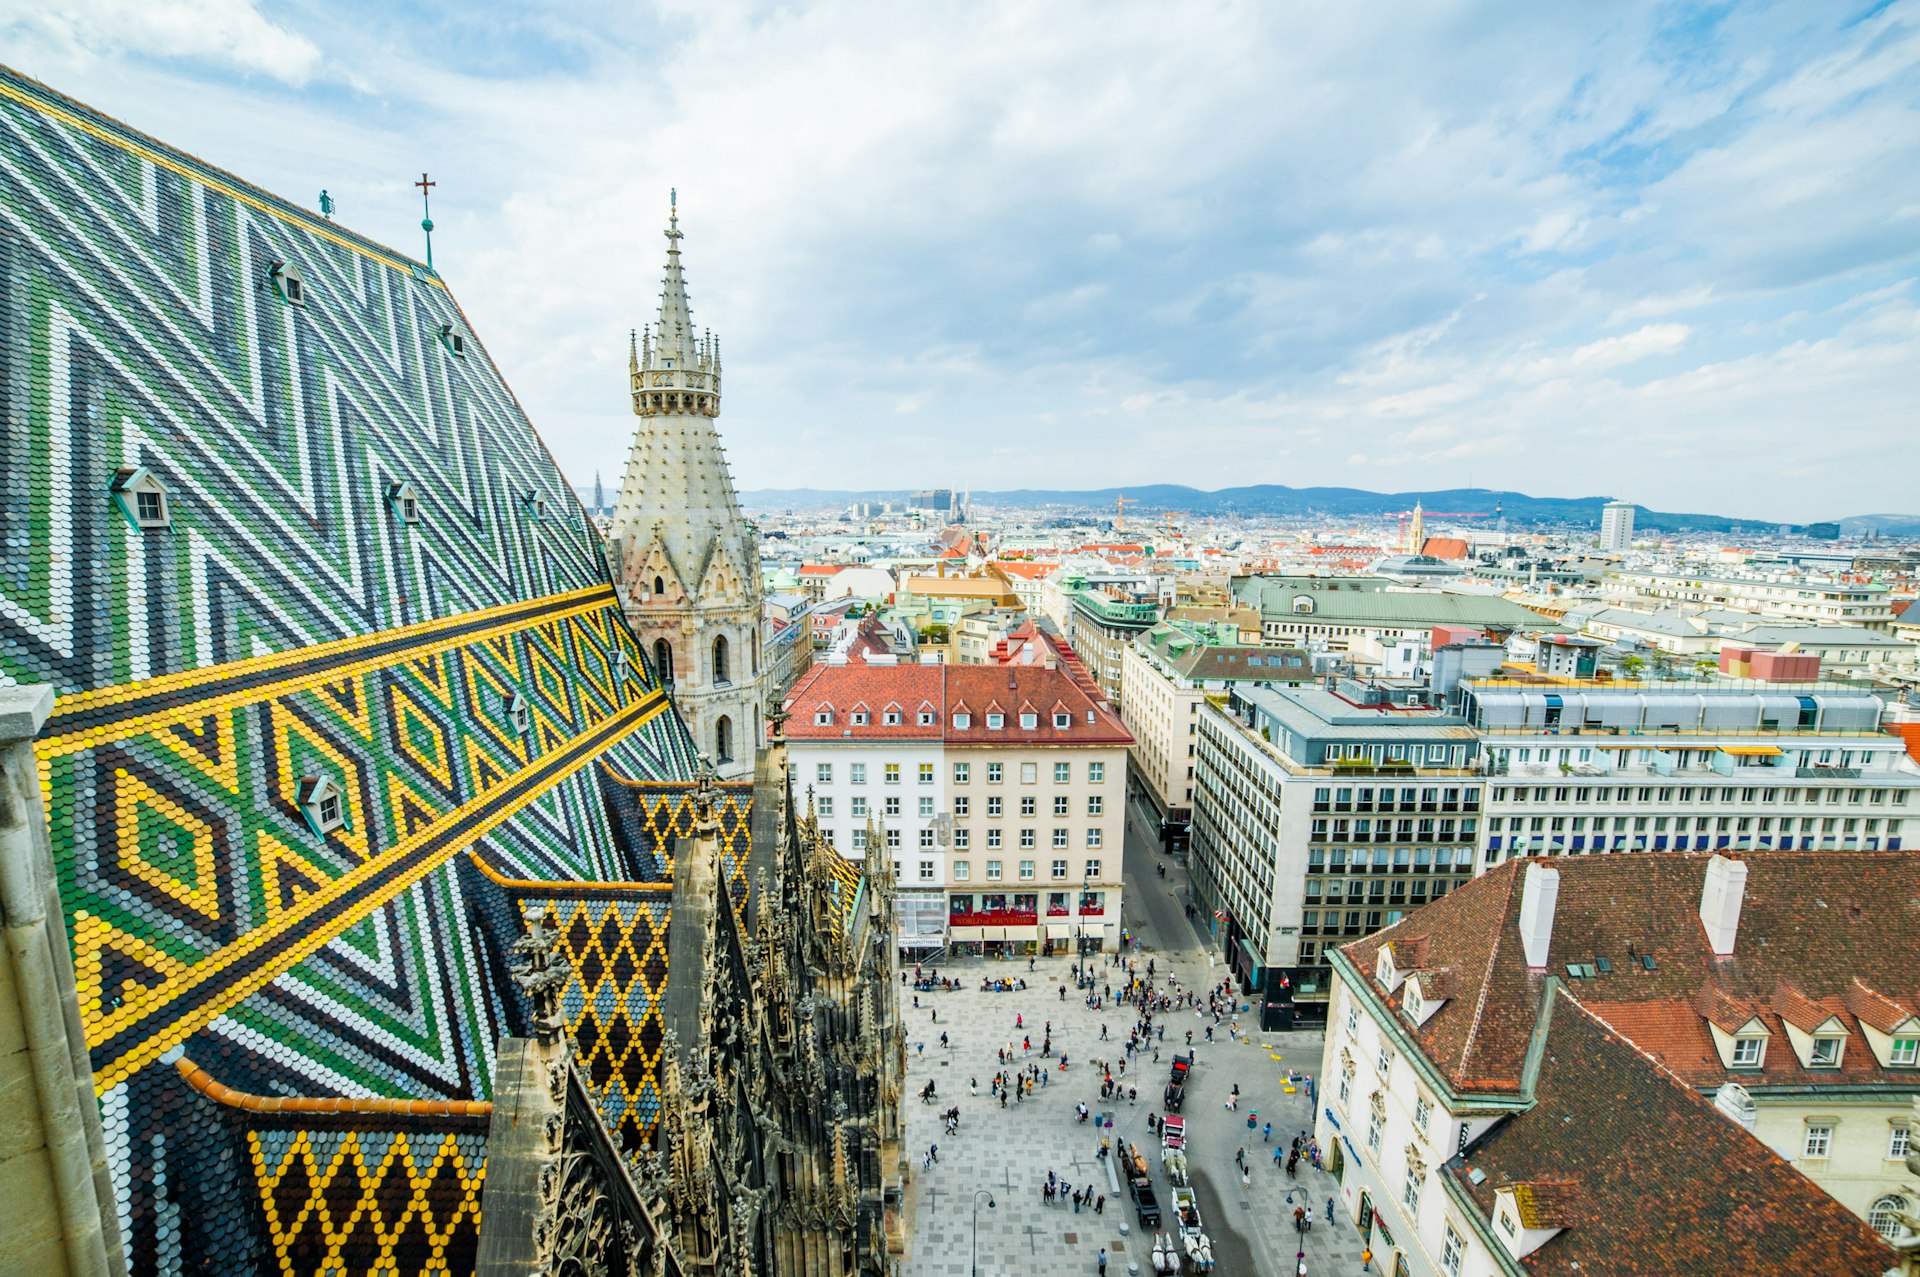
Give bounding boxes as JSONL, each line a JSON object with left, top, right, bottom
{"left": 725, "top": 483, "right": 1918, "bottom": 536}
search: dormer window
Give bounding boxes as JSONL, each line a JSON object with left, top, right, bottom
{"left": 109, "top": 467, "right": 172, "bottom": 530}
{"left": 1403, "top": 982, "right": 1423, "bottom": 1021}
{"left": 918, "top": 711, "right": 935, "bottom": 726}
{"left": 1731, "top": 1036, "right": 1766, "bottom": 1068}
{"left": 987, "top": 713, "right": 1005, "bottom": 730}
{"left": 614, "top": 650, "right": 631, "bottom": 684}
{"left": 851, "top": 711, "right": 869, "bottom": 725}
{"left": 953, "top": 713, "right": 971, "bottom": 729}
{"left": 1376, "top": 947, "right": 1397, "bottom": 990}
{"left": 386, "top": 480, "right": 422, "bottom": 525}
{"left": 1894, "top": 1037, "right": 1919, "bottom": 1067}
{"left": 815, "top": 709, "right": 833, "bottom": 726}
{"left": 505, "top": 691, "right": 531, "bottom": 735}
{"left": 1054, "top": 712, "right": 1071, "bottom": 729}
{"left": 269, "top": 260, "right": 305, "bottom": 306}
{"left": 883, "top": 710, "right": 902, "bottom": 726}
{"left": 1020, "top": 712, "right": 1038, "bottom": 729}
{"left": 1810, "top": 1035, "right": 1844, "bottom": 1068}
{"left": 296, "top": 775, "right": 346, "bottom": 836}
{"left": 524, "top": 490, "right": 546, "bottom": 521}
{"left": 439, "top": 323, "right": 467, "bottom": 356}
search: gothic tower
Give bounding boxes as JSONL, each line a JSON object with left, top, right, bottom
{"left": 610, "top": 195, "right": 767, "bottom": 777}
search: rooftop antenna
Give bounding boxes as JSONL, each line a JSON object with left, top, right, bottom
{"left": 414, "top": 172, "right": 437, "bottom": 271}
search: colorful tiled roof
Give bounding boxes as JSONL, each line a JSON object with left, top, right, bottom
{"left": 0, "top": 64, "right": 704, "bottom": 1273}
{"left": 1449, "top": 989, "right": 1893, "bottom": 1275}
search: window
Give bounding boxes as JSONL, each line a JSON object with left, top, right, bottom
{"left": 954, "top": 712, "right": 972, "bottom": 729}
{"left": 919, "top": 861, "right": 936, "bottom": 881}
{"left": 136, "top": 489, "right": 166, "bottom": 526}
{"left": 987, "top": 763, "right": 1004, "bottom": 783}
{"left": 506, "top": 692, "right": 532, "bottom": 736}
{"left": 1090, "top": 762, "right": 1106, "bottom": 783}
{"left": 1804, "top": 1123, "right": 1833, "bottom": 1158}
{"left": 1086, "top": 828, "right": 1103, "bottom": 848}
{"left": 1021, "top": 796, "right": 1037, "bottom": 817}
{"left": 919, "top": 797, "right": 935, "bottom": 818}
{"left": 883, "top": 709, "right": 902, "bottom": 726}
{"left": 851, "top": 711, "right": 869, "bottom": 725}
{"left": 954, "top": 829, "right": 969, "bottom": 849}
{"left": 884, "top": 797, "right": 901, "bottom": 818}
{"left": 1441, "top": 1225, "right": 1464, "bottom": 1277}
{"left": 1054, "top": 795, "right": 1070, "bottom": 816}
{"left": 386, "top": 480, "right": 422, "bottom": 525}
{"left": 918, "top": 710, "right": 936, "bottom": 726}
{"left": 712, "top": 634, "right": 731, "bottom": 683}
{"left": 920, "top": 763, "right": 935, "bottom": 784}
{"left": 1346, "top": 1004, "right": 1359, "bottom": 1035}
{"left": 954, "top": 762, "right": 971, "bottom": 783}
{"left": 1892, "top": 1037, "right": 1918, "bottom": 1066}
{"left": 1731, "top": 1037, "right": 1765, "bottom": 1068}
{"left": 851, "top": 829, "right": 867, "bottom": 849}
{"left": 1053, "top": 828, "right": 1069, "bottom": 848}
{"left": 954, "top": 796, "right": 970, "bottom": 817}
{"left": 1871, "top": 1194, "right": 1912, "bottom": 1241}
{"left": 885, "top": 828, "right": 900, "bottom": 849}
{"left": 920, "top": 828, "right": 936, "bottom": 848}
{"left": 954, "top": 859, "right": 969, "bottom": 880}
{"left": 1377, "top": 1047, "right": 1393, "bottom": 1077}
{"left": 1019, "top": 860, "right": 1035, "bottom": 880}
{"left": 1020, "top": 712, "right": 1038, "bottom": 729}
{"left": 1088, "top": 795, "right": 1104, "bottom": 816}
{"left": 1337, "top": 1068, "right": 1352, "bottom": 1107}
{"left": 986, "top": 860, "right": 1003, "bottom": 880}
{"left": 1020, "top": 829, "right": 1036, "bottom": 849}
{"left": 1054, "top": 712, "right": 1071, "bottom": 729}
{"left": 850, "top": 764, "right": 867, "bottom": 785}
{"left": 1052, "top": 859, "right": 1068, "bottom": 879}
{"left": 1402, "top": 1169, "right": 1422, "bottom": 1218}
{"left": 1055, "top": 762, "right": 1072, "bottom": 783}
{"left": 851, "top": 797, "right": 868, "bottom": 818}
{"left": 885, "top": 764, "right": 901, "bottom": 784}
{"left": 1891, "top": 1127, "right": 1912, "bottom": 1160}
{"left": 440, "top": 323, "right": 468, "bottom": 357}
{"left": 1366, "top": 1109, "right": 1382, "bottom": 1153}
{"left": 1810, "top": 1036, "right": 1843, "bottom": 1068}
{"left": 269, "top": 260, "right": 305, "bottom": 305}
{"left": 987, "top": 713, "right": 1005, "bottom": 729}
{"left": 987, "top": 829, "right": 1002, "bottom": 849}
{"left": 817, "top": 764, "right": 833, "bottom": 784}
{"left": 1084, "top": 859, "right": 1102, "bottom": 878}
{"left": 1020, "top": 763, "right": 1038, "bottom": 784}
{"left": 817, "top": 797, "right": 834, "bottom": 818}
{"left": 1413, "top": 1095, "right": 1430, "bottom": 1133}
{"left": 987, "top": 797, "right": 1003, "bottom": 817}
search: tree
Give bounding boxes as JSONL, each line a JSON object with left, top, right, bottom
{"left": 1619, "top": 655, "right": 1646, "bottom": 679}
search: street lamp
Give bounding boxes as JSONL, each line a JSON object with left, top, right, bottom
{"left": 972, "top": 1190, "right": 996, "bottom": 1277}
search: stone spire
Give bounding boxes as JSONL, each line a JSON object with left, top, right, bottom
{"left": 655, "top": 189, "right": 697, "bottom": 367}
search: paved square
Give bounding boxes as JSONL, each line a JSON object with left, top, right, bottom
{"left": 897, "top": 954, "right": 1370, "bottom": 1277}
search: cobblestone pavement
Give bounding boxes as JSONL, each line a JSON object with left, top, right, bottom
{"left": 899, "top": 956, "right": 1369, "bottom": 1276}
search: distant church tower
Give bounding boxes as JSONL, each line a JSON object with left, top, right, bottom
{"left": 1406, "top": 500, "right": 1426, "bottom": 555}
{"left": 609, "top": 195, "right": 766, "bottom": 777}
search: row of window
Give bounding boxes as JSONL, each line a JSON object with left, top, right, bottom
{"left": 1803, "top": 1119, "right": 1910, "bottom": 1162}
{"left": 1490, "top": 813, "right": 1904, "bottom": 837}
{"left": 814, "top": 760, "right": 1107, "bottom": 785}
{"left": 1313, "top": 784, "right": 1483, "bottom": 811}
{"left": 955, "top": 828, "right": 1105, "bottom": 850}
{"left": 816, "top": 793, "right": 1107, "bottom": 820}
{"left": 112, "top": 469, "right": 548, "bottom": 533}
{"left": 814, "top": 707, "right": 1087, "bottom": 730}
{"left": 949, "top": 889, "right": 1106, "bottom": 913}
{"left": 1308, "top": 847, "right": 1478, "bottom": 872}
{"left": 1494, "top": 783, "right": 1909, "bottom": 806}
{"left": 951, "top": 859, "right": 1105, "bottom": 882}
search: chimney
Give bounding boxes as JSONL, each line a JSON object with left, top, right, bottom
{"left": 1518, "top": 862, "right": 1559, "bottom": 969}
{"left": 1699, "top": 854, "right": 1748, "bottom": 958}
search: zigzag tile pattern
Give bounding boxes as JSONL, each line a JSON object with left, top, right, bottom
{"left": 0, "top": 67, "right": 710, "bottom": 1275}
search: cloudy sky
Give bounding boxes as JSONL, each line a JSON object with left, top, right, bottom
{"left": 7, "top": 1, "right": 1919, "bottom": 520}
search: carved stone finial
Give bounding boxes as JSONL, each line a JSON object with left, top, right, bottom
{"left": 691, "top": 755, "right": 721, "bottom": 829}
{"left": 509, "top": 906, "right": 572, "bottom": 1038}
{"left": 767, "top": 703, "right": 790, "bottom": 745}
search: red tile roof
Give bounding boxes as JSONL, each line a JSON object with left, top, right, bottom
{"left": 798, "top": 563, "right": 844, "bottom": 576}
{"left": 1450, "top": 989, "right": 1894, "bottom": 1275}
{"left": 1344, "top": 850, "right": 1920, "bottom": 1093}
{"left": 995, "top": 560, "right": 1060, "bottom": 580}
{"left": 1420, "top": 536, "right": 1471, "bottom": 560}
{"left": 781, "top": 662, "right": 1132, "bottom": 746}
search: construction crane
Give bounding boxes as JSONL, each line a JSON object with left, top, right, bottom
{"left": 1161, "top": 510, "right": 1186, "bottom": 538}
{"left": 1114, "top": 494, "right": 1138, "bottom": 533}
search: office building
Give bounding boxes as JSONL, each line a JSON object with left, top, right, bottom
{"left": 1598, "top": 499, "right": 1635, "bottom": 551}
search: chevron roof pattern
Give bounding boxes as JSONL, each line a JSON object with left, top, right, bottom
{"left": 0, "top": 65, "right": 711, "bottom": 1275}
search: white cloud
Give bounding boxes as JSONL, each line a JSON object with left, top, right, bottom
{"left": 11, "top": 0, "right": 1920, "bottom": 520}
{"left": 6, "top": 0, "right": 322, "bottom": 83}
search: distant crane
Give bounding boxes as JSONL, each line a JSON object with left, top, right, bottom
{"left": 1114, "top": 494, "right": 1138, "bottom": 533}
{"left": 1160, "top": 510, "right": 1186, "bottom": 539}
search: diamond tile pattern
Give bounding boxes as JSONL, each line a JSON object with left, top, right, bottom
{"left": 0, "top": 67, "right": 710, "bottom": 1275}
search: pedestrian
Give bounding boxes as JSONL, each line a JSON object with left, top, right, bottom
{"left": 1287, "top": 1151, "right": 1299, "bottom": 1178}
{"left": 1060, "top": 984, "right": 1067, "bottom": 1001}
{"left": 1241, "top": 1167, "right": 1250, "bottom": 1191}
{"left": 1274, "top": 1145, "right": 1283, "bottom": 1168}
{"left": 915, "top": 1043, "right": 923, "bottom": 1057}
{"left": 941, "top": 1032, "right": 949, "bottom": 1049}
{"left": 1096, "top": 1194, "right": 1105, "bottom": 1215}
{"left": 1001, "top": 1091, "right": 1007, "bottom": 1109}
{"left": 1236, "top": 1146, "right": 1246, "bottom": 1170}
{"left": 930, "top": 1143, "right": 940, "bottom": 1163}
{"left": 1205, "top": 1024, "right": 1213, "bottom": 1042}
{"left": 1294, "top": 1206, "right": 1307, "bottom": 1233}
{"left": 1073, "top": 1190, "right": 1082, "bottom": 1214}
{"left": 1326, "top": 1197, "right": 1336, "bottom": 1224}
{"left": 1129, "top": 1085, "right": 1137, "bottom": 1106}
{"left": 970, "top": 1077, "right": 978, "bottom": 1096}
{"left": 931, "top": 1009, "right": 938, "bottom": 1023}
{"left": 1101, "top": 1023, "right": 1108, "bottom": 1040}
{"left": 1097, "top": 1248, "right": 1108, "bottom": 1275}
{"left": 913, "top": 995, "right": 920, "bottom": 1009}
{"left": 1017, "top": 1013, "right": 1024, "bottom": 1030}
{"left": 922, "top": 1151, "right": 931, "bottom": 1170}
{"left": 1263, "top": 1122, "right": 1271, "bottom": 1142}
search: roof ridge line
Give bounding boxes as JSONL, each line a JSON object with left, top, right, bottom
{"left": 1458, "top": 861, "right": 1522, "bottom": 1084}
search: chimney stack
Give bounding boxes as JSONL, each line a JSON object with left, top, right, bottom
{"left": 1518, "top": 862, "right": 1559, "bottom": 969}
{"left": 1699, "top": 854, "right": 1748, "bottom": 958}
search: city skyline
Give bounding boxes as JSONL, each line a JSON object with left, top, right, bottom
{"left": 9, "top": 1, "right": 1916, "bottom": 519}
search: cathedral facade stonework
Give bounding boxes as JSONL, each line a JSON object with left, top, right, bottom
{"left": 610, "top": 202, "right": 769, "bottom": 779}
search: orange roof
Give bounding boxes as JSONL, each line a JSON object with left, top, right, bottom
{"left": 1421, "top": 536, "right": 1471, "bottom": 560}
